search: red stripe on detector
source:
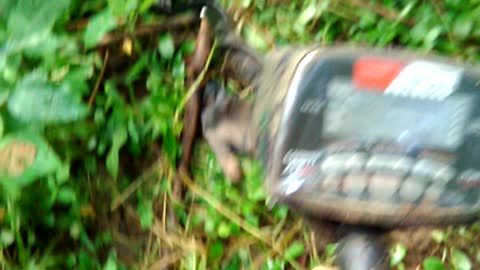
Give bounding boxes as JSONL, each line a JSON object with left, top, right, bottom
{"left": 353, "top": 58, "right": 405, "bottom": 91}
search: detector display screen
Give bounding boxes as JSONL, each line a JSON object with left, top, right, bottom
{"left": 322, "top": 79, "right": 473, "bottom": 150}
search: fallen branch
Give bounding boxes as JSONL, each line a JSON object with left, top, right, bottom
{"left": 88, "top": 49, "right": 109, "bottom": 107}
{"left": 95, "top": 13, "right": 197, "bottom": 49}
{"left": 172, "top": 14, "right": 215, "bottom": 199}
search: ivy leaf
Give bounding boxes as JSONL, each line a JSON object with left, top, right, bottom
{"left": 423, "top": 257, "right": 446, "bottom": 270}
{"left": 7, "top": 0, "right": 71, "bottom": 44}
{"left": 452, "top": 15, "right": 473, "bottom": 39}
{"left": 57, "top": 187, "right": 77, "bottom": 204}
{"left": 0, "top": 229, "right": 14, "bottom": 247}
{"left": 158, "top": 33, "right": 175, "bottom": 60}
{"left": 208, "top": 241, "right": 224, "bottom": 261}
{"left": 424, "top": 26, "right": 443, "bottom": 50}
{"left": 294, "top": 4, "right": 317, "bottom": 34}
{"left": 451, "top": 249, "right": 472, "bottom": 270}
{"left": 284, "top": 241, "right": 305, "bottom": 260}
{"left": 243, "top": 26, "right": 269, "bottom": 51}
{"left": 108, "top": 0, "right": 138, "bottom": 16}
{"left": 83, "top": 8, "right": 118, "bottom": 49}
{"left": 0, "top": 132, "right": 62, "bottom": 192}
{"left": 431, "top": 230, "right": 447, "bottom": 243}
{"left": 139, "top": 0, "right": 158, "bottom": 13}
{"left": 7, "top": 72, "right": 89, "bottom": 125}
{"left": 136, "top": 198, "right": 153, "bottom": 229}
{"left": 106, "top": 126, "right": 128, "bottom": 179}
{"left": 217, "top": 222, "right": 231, "bottom": 238}
{"left": 390, "top": 244, "right": 407, "bottom": 266}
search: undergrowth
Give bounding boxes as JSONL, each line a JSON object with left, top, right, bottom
{"left": 0, "top": 0, "right": 479, "bottom": 269}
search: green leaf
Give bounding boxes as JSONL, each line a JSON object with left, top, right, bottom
{"left": 106, "top": 126, "right": 128, "bottom": 179}
{"left": 83, "top": 8, "right": 118, "bottom": 49}
{"left": 390, "top": 244, "right": 407, "bottom": 266}
{"left": 325, "top": 243, "right": 337, "bottom": 258}
{"left": 424, "top": 26, "right": 443, "bottom": 49}
{"left": 126, "top": 53, "right": 150, "bottom": 84}
{"left": 431, "top": 230, "right": 447, "bottom": 243}
{"left": 243, "top": 26, "right": 269, "bottom": 51}
{"left": 395, "top": 1, "right": 415, "bottom": 23}
{"left": 108, "top": 0, "right": 138, "bottom": 16}
{"left": 139, "top": 0, "right": 157, "bottom": 13}
{"left": 451, "top": 249, "right": 472, "bottom": 270}
{"left": 294, "top": 4, "right": 317, "bottom": 34}
{"left": 7, "top": 0, "right": 71, "bottom": 43}
{"left": 452, "top": 15, "right": 473, "bottom": 39}
{"left": 0, "top": 115, "right": 3, "bottom": 139}
{"left": 241, "top": 0, "right": 252, "bottom": 8}
{"left": 0, "top": 229, "right": 14, "bottom": 247}
{"left": 0, "top": 132, "right": 62, "bottom": 190}
{"left": 137, "top": 198, "right": 153, "bottom": 229}
{"left": 158, "top": 33, "right": 175, "bottom": 60}
{"left": 57, "top": 187, "right": 77, "bottom": 204}
{"left": 0, "top": 91, "right": 8, "bottom": 106}
{"left": 208, "top": 241, "right": 224, "bottom": 261}
{"left": 284, "top": 241, "right": 305, "bottom": 260}
{"left": 7, "top": 72, "right": 89, "bottom": 125}
{"left": 217, "top": 222, "right": 231, "bottom": 238}
{"left": 423, "top": 257, "right": 446, "bottom": 270}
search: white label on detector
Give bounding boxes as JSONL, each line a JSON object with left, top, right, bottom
{"left": 385, "top": 61, "right": 463, "bottom": 101}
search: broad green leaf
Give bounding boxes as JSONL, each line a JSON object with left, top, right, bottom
{"left": 423, "top": 257, "right": 446, "bottom": 270}
{"left": 83, "top": 8, "right": 118, "bottom": 49}
{"left": 106, "top": 126, "right": 128, "bottom": 179}
{"left": 451, "top": 248, "right": 472, "bottom": 270}
{"left": 284, "top": 241, "right": 305, "bottom": 260}
{"left": 7, "top": 72, "right": 89, "bottom": 125}
{"left": 0, "top": 132, "right": 62, "bottom": 190}
{"left": 7, "top": 0, "right": 71, "bottom": 44}
{"left": 390, "top": 244, "right": 407, "bottom": 266}
{"left": 158, "top": 33, "right": 175, "bottom": 60}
